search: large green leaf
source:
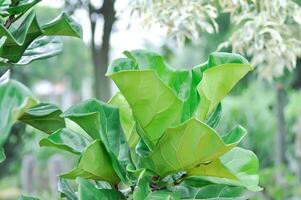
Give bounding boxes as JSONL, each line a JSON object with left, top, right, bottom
{"left": 109, "top": 70, "right": 182, "bottom": 149}
{"left": 187, "top": 147, "right": 261, "bottom": 192}
{"left": 61, "top": 140, "right": 120, "bottom": 184}
{"left": 108, "top": 92, "right": 139, "bottom": 148}
{"left": 142, "top": 119, "right": 246, "bottom": 177}
{"left": 61, "top": 99, "right": 129, "bottom": 181}
{"left": 16, "top": 37, "right": 63, "bottom": 65}
{"left": 0, "top": 79, "right": 38, "bottom": 162}
{"left": 39, "top": 128, "right": 91, "bottom": 154}
{"left": 0, "top": 10, "right": 82, "bottom": 63}
{"left": 19, "top": 102, "right": 65, "bottom": 134}
{"left": 195, "top": 53, "right": 252, "bottom": 120}
{"left": 77, "top": 178, "right": 125, "bottom": 200}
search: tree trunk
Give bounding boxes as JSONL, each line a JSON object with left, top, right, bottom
{"left": 275, "top": 83, "right": 286, "bottom": 183}
{"left": 89, "top": 0, "right": 116, "bottom": 101}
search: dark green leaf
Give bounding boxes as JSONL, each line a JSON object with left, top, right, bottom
{"left": 39, "top": 128, "right": 91, "bottom": 154}
{"left": 77, "top": 178, "right": 125, "bottom": 200}
{"left": 19, "top": 103, "right": 65, "bottom": 134}
{"left": 16, "top": 37, "right": 63, "bottom": 65}
{"left": 0, "top": 10, "right": 82, "bottom": 64}
{"left": 61, "top": 99, "right": 129, "bottom": 181}
{"left": 0, "top": 0, "right": 41, "bottom": 17}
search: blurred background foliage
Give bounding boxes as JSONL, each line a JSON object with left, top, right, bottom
{"left": 1, "top": 0, "right": 301, "bottom": 200}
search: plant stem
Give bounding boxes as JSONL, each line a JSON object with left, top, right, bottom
{"left": 4, "top": 0, "right": 19, "bottom": 28}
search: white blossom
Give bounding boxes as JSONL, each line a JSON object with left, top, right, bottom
{"left": 129, "top": 0, "right": 301, "bottom": 80}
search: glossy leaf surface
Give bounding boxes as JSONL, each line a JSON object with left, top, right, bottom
{"left": 62, "top": 140, "right": 120, "bottom": 184}
{"left": 187, "top": 147, "right": 261, "bottom": 192}
{"left": 143, "top": 119, "right": 246, "bottom": 177}
{"left": 39, "top": 128, "right": 91, "bottom": 154}
{"left": 61, "top": 99, "right": 129, "bottom": 181}
{"left": 77, "top": 178, "right": 125, "bottom": 200}
{"left": 19, "top": 103, "right": 65, "bottom": 134}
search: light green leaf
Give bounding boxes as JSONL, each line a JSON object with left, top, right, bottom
{"left": 39, "top": 128, "right": 91, "bottom": 154}
{"left": 142, "top": 119, "right": 246, "bottom": 177}
{"left": 58, "top": 177, "right": 78, "bottom": 200}
{"left": 61, "top": 99, "right": 129, "bottom": 181}
{"left": 0, "top": 79, "right": 38, "bottom": 162}
{"left": 19, "top": 103, "right": 65, "bottom": 134}
{"left": 109, "top": 70, "right": 182, "bottom": 149}
{"left": 61, "top": 140, "right": 120, "bottom": 184}
{"left": 108, "top": 92, "right": 139, "bottom": 148}
{"left": 196, "top": 55, "right": 252, "bottom": 120}
{"left": 77, "top": 178, "right": 125, "bottom": 200}
{"left": 187, "top": 147, "right": 261, "bottom": 192}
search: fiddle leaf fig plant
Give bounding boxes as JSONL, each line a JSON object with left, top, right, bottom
{"left": 0, "top": 0, "right": 82, "bottom": 66}
{"left": 1, "top": 48, "right": 261, "bottom": 199}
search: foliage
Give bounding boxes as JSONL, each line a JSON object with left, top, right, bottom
{"left": 0, "top": 0, "right": 82, "bottom": 66}
{"left": 0, "top": 49, "right": 262, "bottom": 199}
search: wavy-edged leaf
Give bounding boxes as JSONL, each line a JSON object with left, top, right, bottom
{"left": 61, "top": 99, "right": 129, "bottom": 181}
{"left": 39, "top": 128, "right": 91, "bottom": 154}
{"left": 19, "top": 103, "right": 65, "bottom": 134}
{"left": 0, "top": 79, "right": 38, "bottom": 162}
{"left": 196, "top": 53, "right": 252, "bottom": 120}
{"left": 16, "top": 37, "right": 63, "bottom": 65}
{"left": 41, "top": 13, "right": 82, "bottom": 38}
{"left": 187, "top": 147, "right": 261, "bottom": 192}
{"left": 108, "top": 92, "right": 139, "bottom": 148}
{"left": 77, "top": 177, "right": 125, "bottom": 200}
{"left": 109, "top": 70, "right": 182, "bottom": 149}
{"left": 0, "top": 10, "right": 82, "bottom": 64}
{"left": 58, "top": 177, "right": 78, "bottom": 200}
{"left": 61, "top": 140, "right": 120, "bottom": 184}
{"left": 142, "top": 119, "right": 246, "bottom": 177}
